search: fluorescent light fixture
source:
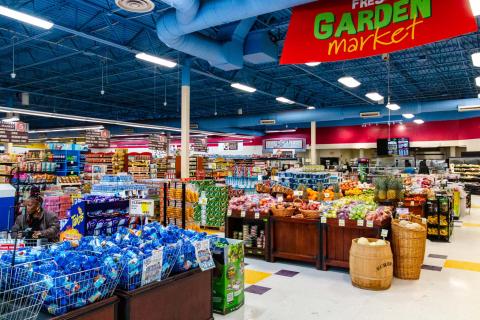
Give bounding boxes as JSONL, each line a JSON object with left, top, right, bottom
{"left": 476, "top": 76, "right": 480, "bottom": 87}
{"left": 231, "top": 83, "right": 256, "bottom": 93}
{"left": 265, "top": 129, "right": 297, "bottom": 133}
{"left": 135, "top": 52, "right": 177, "bottom": 68}
{"left": 470, "top": 0, "right": 480, "bottom": 16}
{"left": 276, "top": 97, "right": 295, "bottom": 104}
{"left": 307, "top": 106, "right": 316, "bottom": 110}
{"left": 0, "top": 106, "right": 246, "bottom": 139}
{"left": 305, "top": 62, "right": 321, "bottom": 67}
{"left": 458, "top": 105, "right": 480, "bottom": 112}
{"left": 338, "top": 76, "right": 361, "bottom": 88}
{"left": 472, "top": 53, "right": 480, "bottom": 67}
{"left": 0, "top": 6, "right": 53, "bottom": 29}
{"left": 402, "top": 113, "right": 415, "bottom": 119}
{"left": 365, "top": 92, "right": 384, "bottom": 102}
{"left": 414, "top": 119, "right": 425, "bottom": 124}
{"left": 386, "top": 103, "right": 401, "bottom": 111}
{"left": 29, "top": 125, "right": 104, "bottom": 133}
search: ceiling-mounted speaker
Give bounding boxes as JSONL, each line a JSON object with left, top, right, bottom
{"left": 115, "top": 0, "right": 155, "bottom": 13}
{"left": 360, "top": 111, "right": 381, "bottom": 118}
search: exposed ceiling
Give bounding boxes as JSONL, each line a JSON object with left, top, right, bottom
{"left": 0, "top": 0, "right": 479, "bottom": 132}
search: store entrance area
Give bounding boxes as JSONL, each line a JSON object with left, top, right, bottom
{"left": 218, "top": 198, "right": 480, "bottom": 320}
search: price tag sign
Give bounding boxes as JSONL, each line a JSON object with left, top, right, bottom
{"left": 294, "top": 190, "right": 303, "bottom": 197}
{"left": 199, "top": 198, "right": 208, "bottom": 206}
{"left": 141, "top": 248, "right": 163, "bottom": 286}
{"left": 339, "top": 219, "right": 345, "bottom": 227}
{"left": 422, "top": 218, "right": 427, "bottom": 225}
{"left": 276, "top": 194, "right": 284, "bottom": 202}
{"left": 129, "top": 199, "right": 155, "bottom": 217}
{"left": 410, "top": 201, "right": 415, "bottom": 207}
{"left": 321, "top": 216, "right": 327, "bottom": 224}
{"left": 255, "top": 211, "right": 260, "bottom": 219}
{"left": 357, "top": 220, "right": 364, "bottom": 227}
{"left": 241, "top": 210, "right": 246, "bottom": 218}
{"left": 227, "top": 209, "right": 232, "bottom": 217}
{"left": 258, "top": 175, "right": 263, "bottom": 181}
{"left": 381, "top": 229, "right": 389, "bottom": 238}
{"left": 366, "top": 221, "right": 374, "bottom": 228}
{"left": 272, "top": 176, "right": 279, "bottom": 182}
{"left": 193, "top": 240, "right": 215, "bottom": 271}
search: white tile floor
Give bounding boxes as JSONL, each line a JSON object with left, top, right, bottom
{"left": 216, "top": 197, "right": 480, "bottom": 320}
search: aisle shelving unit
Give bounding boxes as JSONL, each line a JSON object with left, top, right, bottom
{"left": 427, "top": 194, "right": 454, "bottom": 242}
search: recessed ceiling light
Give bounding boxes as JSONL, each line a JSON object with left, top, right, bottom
{"left": 307, "top": 106, "right": 316, "bottom": 110}
{"left": 414, "top": 119, "right": 425, "bottom": 124}
{"left": 0, "top": 6, "right": 53, "bottom": 29}
{"left": 305, "top": 62, "right": 321, "bottom": 67}
{"left": 338, "top": 76, "right": 361, "bottom": 88}
{"left": 476, "top": 76, "right": 480, "bottom": 87}
{"left": 135, "top": 52, "right": 177, "bottom": 68}
{"left": 365, "top": 92, "right": 384, "bottom": 102}
{"left": 265, "top": 129, "right": 297, "bottom": 133}
{"left": 231, "top": 83, "right": 256, "bottom": 93}
{"left": 402, "top": 114, "right": 415, "bottom": 119}
{"left": 276, "top": 97, "right": 295, "bottom": 104}
{"left": 470, "top": 0, "right": 480, "bottom": 16}
{"left": 386, "top": 103, "right": 401, "bottom": 111}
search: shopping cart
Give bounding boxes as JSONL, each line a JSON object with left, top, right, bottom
{"left": 0, "top": 263, "right": 50, "bottom": 320}
{"left": 119, "top": 241, "right": 181, "bottom": 291}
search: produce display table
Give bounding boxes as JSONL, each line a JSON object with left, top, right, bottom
{"left": 322, "top": 218, "right": 390, "bottom": 270}
{"left": 38, "top": 296, "right": 119, "bottom": 320}
{"left": 269, "top": 216, "right": 322, "bottom": 269}
{"left": 115, "top": 269, "right": 213, "bottom": 320}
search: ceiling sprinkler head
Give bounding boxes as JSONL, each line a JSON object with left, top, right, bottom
{"left": 10, "top": 72, "right": 16, "bottom": 79}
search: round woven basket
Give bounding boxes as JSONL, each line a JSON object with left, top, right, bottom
{"left": 299, "top": 209, "right": 320, "bottom": 220}
{"left": 391, "top": 220, "right": 427, "bottom": 280}
{"left": 271, "top": 206, "right": 296, "bottom": 217}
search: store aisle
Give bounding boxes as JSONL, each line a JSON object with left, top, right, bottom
{"left": 216, "top": 198, "right": 480, "bottom": 320}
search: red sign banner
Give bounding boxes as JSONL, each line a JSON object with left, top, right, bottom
{"left": 281, "top": 0, "right": 478, "bottom": 64}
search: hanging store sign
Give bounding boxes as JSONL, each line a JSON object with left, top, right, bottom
{"left": 281, "top": 0, "right": 478, "bottom": 64}
{"left": 193, "top": 137, "right": 208, "bottom": 153}
{"left": 0, "top": 121, "right": 29, "bottom": 144}
{"left": 263, "top": 138, "right": 306, "bottom": 151}
{"left": 149, "top": 134, "right": 168, "bottom": 151}
{"left": 86, "top": 129, "right": 110, "bottom": 148}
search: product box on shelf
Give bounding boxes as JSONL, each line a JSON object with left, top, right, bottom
{"left": 211, "top": 238, "right": 245, "bottom": 315}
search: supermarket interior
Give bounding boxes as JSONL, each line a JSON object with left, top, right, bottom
{"left": 0, "top": 0, "right": 479, "bottom": 319}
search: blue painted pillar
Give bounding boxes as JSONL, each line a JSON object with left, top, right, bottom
{"left": 181, "top": 60, "right": 191, "bottom": 179}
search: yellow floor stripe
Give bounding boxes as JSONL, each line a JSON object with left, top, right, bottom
{"left": 462, "top": 223, "right": 480, "bottom": 228}
{"left": 245, "top": 269, "right": 272, "bottom": 285}
{"left": 444, "top": 260, "right": 480, "bottom": 272}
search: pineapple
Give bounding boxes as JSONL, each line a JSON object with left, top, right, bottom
{"left": 387, "top": 178, "right": 397, "bottom": 200}
{"left": 316, "top": 182, "right": 324, "bottom": 201}
{"left": 376, "top": 177, "right": 387, "bottom": 200}
{"left": 333, "top": 184, "right": 343, "bottom": 199}
{"left": 396, "top": 178, "right": 405, "bottom": 201}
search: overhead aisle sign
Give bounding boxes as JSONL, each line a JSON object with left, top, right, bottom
{"left": 281, "top": 0, "right": 478, "bottom": 64}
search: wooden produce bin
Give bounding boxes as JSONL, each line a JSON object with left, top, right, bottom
{"left": 322, "top": 218, "right": 390, "bottom": 270}
{"left": 269, "top": 216, "right": 322, "bottom": 269}
{"left": 38, "top": 296, "right": 119, "bottom": 320}
{"left": 116, "top": 269, "right": 213, "bottom": 320}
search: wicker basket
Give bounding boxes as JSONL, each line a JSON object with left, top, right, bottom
{"left": 299, "top": 209, "right": 320, "bottom": 220}
{"left": 293, "top": 198, "right": 304, "bottom": 208}
{"left": 350, "top": 238, "right": 393, "bottom": 290}
{"left": 271, "top": 206, "right": 296, "bottom": 217}
{"left": 391, "top": 220, "right": 427, "bottom": 280}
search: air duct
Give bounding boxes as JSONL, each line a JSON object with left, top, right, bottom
{"left": 156, "top": 0, "right": 315, "bottom": 70}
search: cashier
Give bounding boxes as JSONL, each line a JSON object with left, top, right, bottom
{"left": 12, "top": 195, "right": 60, "bottom": 242}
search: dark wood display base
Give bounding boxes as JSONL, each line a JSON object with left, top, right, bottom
{"left": 225, "top": 215, "right": 270, "bottom": 261}
{"left": 322, "top": 218, "right": 390, "bottom": 270}
{"left": 115, "top": 269, "right": 213, "bottom": 320}
{"left": 269, "top": 216, "right": 322, "bottom": 269}
{"left": 38, "top": 296, "right": 119, "bottom": 320}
